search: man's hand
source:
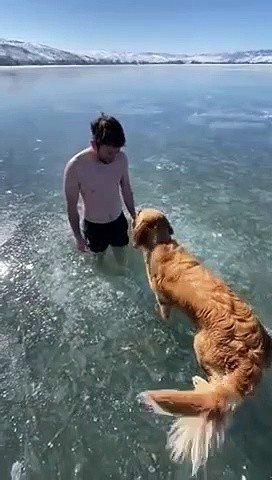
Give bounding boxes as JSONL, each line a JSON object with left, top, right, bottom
{"left": 74, "top": 236, "right": 89, "bottom": 252}
{"left": 130, "top": 211, "right": 136, "bottom": 227}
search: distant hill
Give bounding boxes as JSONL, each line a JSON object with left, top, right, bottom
{"left": 1, "top": 39, "right": 272, "bottom": 66}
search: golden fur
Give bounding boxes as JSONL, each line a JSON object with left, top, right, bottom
{"left": 132, "top": 208, "right": 271, "bottom": 475}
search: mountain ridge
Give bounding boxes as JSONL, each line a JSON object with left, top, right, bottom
{"left": 1, "top": 38, "right": 272, "bottom": 66}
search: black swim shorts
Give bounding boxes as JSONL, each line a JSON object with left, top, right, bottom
{"left": 83, "top": 212, "right": 129, "bottom": 253}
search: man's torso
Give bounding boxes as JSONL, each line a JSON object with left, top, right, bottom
{"left": 70, "top": 148, "right": 126, "bottom": 223}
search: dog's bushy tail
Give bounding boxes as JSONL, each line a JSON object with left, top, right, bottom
{"left": 137, "top": 376, "right": 238, "bottom": 477}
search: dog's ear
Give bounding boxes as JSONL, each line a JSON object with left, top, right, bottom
{"left": 165, "top": 217, "right": 174, "bottom": 235}
{"left": 157, "top": 216, "right": 174, "bottom": 235}
{"left": 132, "top": 220, "right": 149, "bottom": 248}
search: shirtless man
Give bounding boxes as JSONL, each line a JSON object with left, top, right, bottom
{"left": 63, "top": 114, "right": 136, "bottom": 264}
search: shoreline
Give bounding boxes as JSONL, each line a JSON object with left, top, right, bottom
{"left": 1, "top": 63, "right": 272, "bottom": 70}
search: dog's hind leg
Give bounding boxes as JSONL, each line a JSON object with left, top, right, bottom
{"left": 193, "top": 331, "right": 222, "bottom": 382}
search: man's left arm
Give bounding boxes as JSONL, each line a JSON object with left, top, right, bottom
{"left": 120, "top": 154, "right": 136, "bottom": 219}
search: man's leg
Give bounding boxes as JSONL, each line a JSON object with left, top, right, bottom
{"left": 83, "top": 219, "right": 108, "bottom": 264}
{"left": 91, "top": 250, "right": 107, "bottom": 265}
{"left": 111, "top": 246, "right": 128, "bottom": 266}
{"left": 110, "top": 212, "right": 129, "bottom": 266}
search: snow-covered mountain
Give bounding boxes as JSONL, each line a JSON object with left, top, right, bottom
{"left": 1, "top": 39, "right": 272, "bottom": 66}
{"left": 0, "top": 39, "right": 89, "bottom": 66}
{"left": 82, "top": 49, "right": 272, "bottom": 64}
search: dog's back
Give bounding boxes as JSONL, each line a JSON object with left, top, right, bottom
{"left": 149, "top": 240, "right": 272, "bottom": 371}
{"left": 148, "top": 241, "right": 230, "bottom": 322}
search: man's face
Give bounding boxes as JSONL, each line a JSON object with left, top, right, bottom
{"left": 93, "top": 142, "right": 121, "bottom": 164}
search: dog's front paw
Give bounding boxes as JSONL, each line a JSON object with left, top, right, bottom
{"left": 154, "top": 303, "right": 161, "bottom": 315}
{"left": 154, "top": 302, "right": 170, "bottom": 320}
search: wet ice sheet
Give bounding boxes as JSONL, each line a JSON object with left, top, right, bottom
{"left": 0, "top": 65, "right": 272, "bottom": 480}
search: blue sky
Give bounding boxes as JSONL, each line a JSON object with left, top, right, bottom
{"left": 0, "top": 0, "right": 271, "bottom": 54}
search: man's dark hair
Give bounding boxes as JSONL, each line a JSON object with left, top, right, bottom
{"left": 91, "top": 113, "right": 126, "bottom": 148}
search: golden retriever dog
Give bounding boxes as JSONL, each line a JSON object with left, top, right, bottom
{"left": 132, "top": 208, "right": 271, "bottom": 476}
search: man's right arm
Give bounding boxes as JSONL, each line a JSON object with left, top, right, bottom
{"left": 63, "top": 160, "right": 87, "bottom": 250}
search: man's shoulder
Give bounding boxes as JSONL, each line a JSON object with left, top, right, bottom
{"left": 67, "top": 148, "right": 91, "bottom": 168}
{"left": 117, "top": 151, "right": 128, "bottom": 167}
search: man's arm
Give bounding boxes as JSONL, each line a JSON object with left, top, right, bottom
{"left": 120, "top": 154, "right": 136, "bottom": 219}
{"left": 63, "top": 160, "right": 87, "bottom": 251}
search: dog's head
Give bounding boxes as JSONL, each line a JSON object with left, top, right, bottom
{"left": 132, "top": 208, "right": 173, "bottom": 249}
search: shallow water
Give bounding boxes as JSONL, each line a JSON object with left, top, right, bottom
{"left": 0, "top": 65, "right": 272, "bottom": 479}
